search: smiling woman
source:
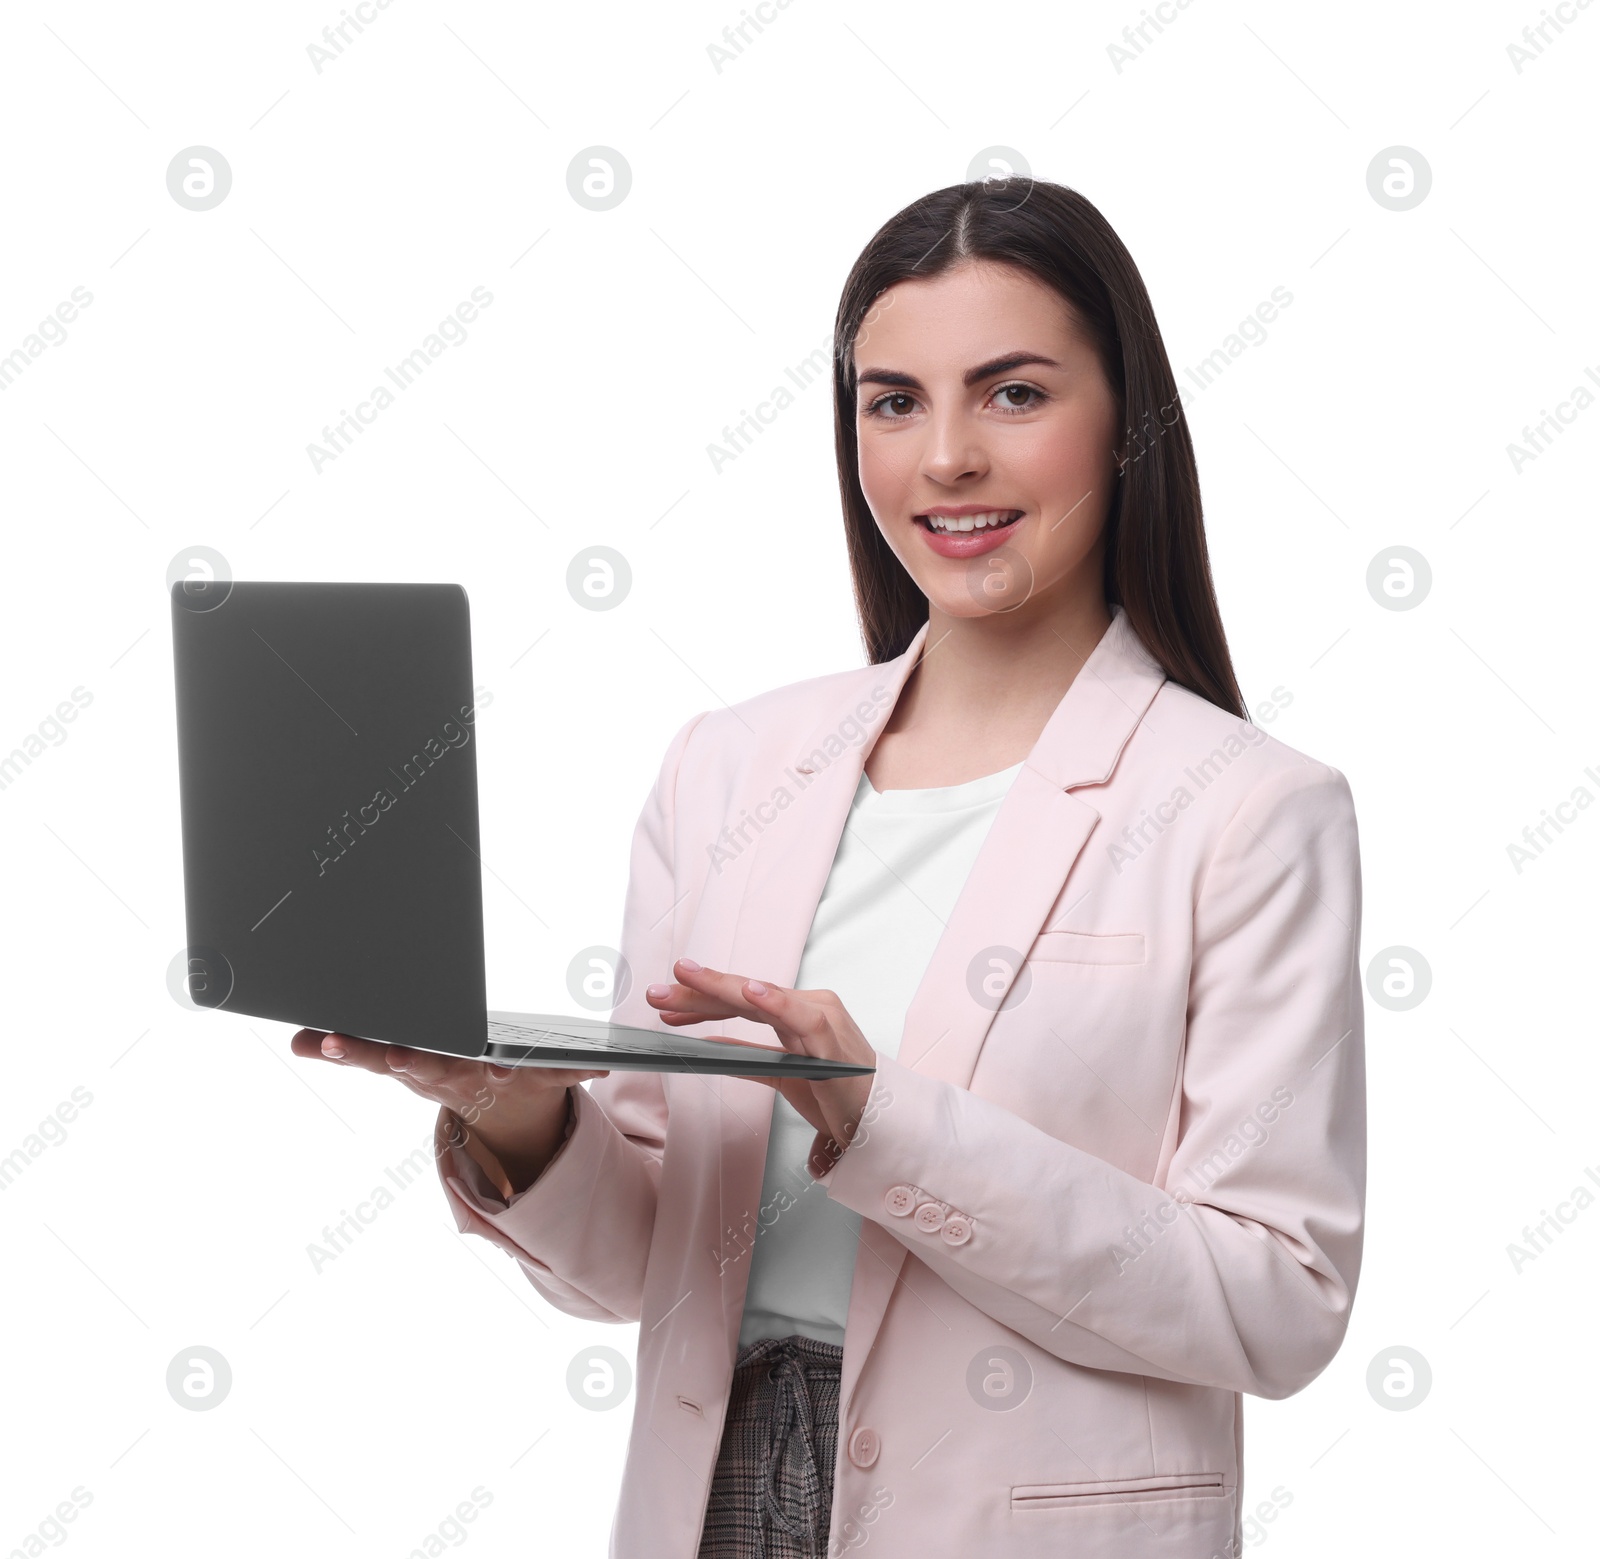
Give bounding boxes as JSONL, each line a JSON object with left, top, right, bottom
{"left": 297, "top": 176, "right": 1365, "bottom": 1559}
{"left": 831, "top": 182, "right": 1237, "bottom": 718}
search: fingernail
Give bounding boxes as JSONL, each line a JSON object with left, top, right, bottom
{"left": 646, "top": 983, "right": 670, "bottom": 999}
{"left": 322, "top": 1038, "right": 345, "bottom": 1059}
{"left": 678, "top": 957, "right": 702, "bottom": 973}
{"left": 387, "top": 1051, "right": 410, "bottom": 1070}
{"left": 745, "top": 979, "right": 769, "bottom": 996}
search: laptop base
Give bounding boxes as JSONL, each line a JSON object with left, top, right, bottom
{"left": 483, "top": 1013, "right": 874, "bottom": 1079}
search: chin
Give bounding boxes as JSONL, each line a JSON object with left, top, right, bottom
{"left": 925, "top": 555, "right": 1042, "bottom": 618}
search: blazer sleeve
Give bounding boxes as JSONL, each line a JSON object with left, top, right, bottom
{"left": 431, "top": 711, "right": 706, "bottom": 1324}
{"left": 819, "top": 760, "right": 1366, "bottom": 1400}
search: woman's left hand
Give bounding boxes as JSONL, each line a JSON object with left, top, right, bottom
{"left": 645, "top": 957, "right": 877, "bottom": 1176}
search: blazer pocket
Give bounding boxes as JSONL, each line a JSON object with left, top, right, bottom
{"left": 1011, "top": 1472, "right": 1224, "bottom": 1511}
{"left": 1029, "top": 929, "right": 1145, "bottom": 965}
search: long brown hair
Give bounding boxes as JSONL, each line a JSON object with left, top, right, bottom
{"left": 831, "top": 179, "right": 1246, "bottom": 720}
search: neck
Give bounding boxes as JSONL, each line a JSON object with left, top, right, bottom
{"left": 862, "top": 579, "right": 1114, "bottom": 790}
{"left": 908, "top": 583, "right": 1113, "bottom": 732}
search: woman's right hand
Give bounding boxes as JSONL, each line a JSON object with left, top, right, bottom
{"left": 289, "top": 1028, "right": 608, "bottom": 1196}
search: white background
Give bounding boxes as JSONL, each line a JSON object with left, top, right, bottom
{"left": 1, "top": 0, "right": 1595, "bottom": 1554}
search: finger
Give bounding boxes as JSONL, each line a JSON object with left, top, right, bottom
{"left": 310, "top": 1031, "right": 393, "bottom": 1068}
{"left": 671, "top": 962, "right": 829, "bottom": 1047}
{"left": 386, "top": 1047, "right": 591, "bottom": 1099}
{"left": 732, "top": 1073, "right": 829, "bottom": 1135}
{"left": 671, "top": 960, "right": 780, "bottom": 1021}
{"left": 777, "top": 1078, "right": 830, "bottom": 1135}
{"left": 291, "top": 1032, "right": 606, "bottom": 1100}
{"left": 738, "top": 980, "right": 832, "bottom": 1052}
{"left": 382, "top": 1046, "right": 458, "bottom": 1088}
{"left": 698, "top": 1033, "right": 788, "bottom": 1051}
{"left": 313, "top": 1036, "right": 479, "bottom": 1098}
{"left": 808, "top": 1128, "right": 850, "bottom": 1178}
{"left": 452, "top": 1070, "right": 609, "bottom": 1137}
{"left": 645, "top": 980, "right": 743, "bottom": 1022}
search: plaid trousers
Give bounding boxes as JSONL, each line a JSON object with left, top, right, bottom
{"left": 697, "top": 1335, "right": 844, "bottom": 1559}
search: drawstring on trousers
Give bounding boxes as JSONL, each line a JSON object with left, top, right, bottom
{"left": 744, "top": 1337, "right": 831, "bottom": 1559}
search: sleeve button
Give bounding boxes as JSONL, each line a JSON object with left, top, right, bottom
{"left": 940, "top": 1215, "right": 973, "bottom": 1246}
{"left": 913, "top": 1201, "right": 946, "bottom": 1233}
{"left": 848, "top": 1427, "right": 881, "bottom": 1468}
{"left": 883, "top": 1185, "right": 917, "bottom": 1217}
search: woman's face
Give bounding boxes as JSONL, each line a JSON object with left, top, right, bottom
{"left": 852, "top": 260, "right": 1122, "bottom": 621}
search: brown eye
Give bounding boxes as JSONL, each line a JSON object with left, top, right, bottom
{"left": 866, "top": 392, "right": 917, "bottom": 418}
{"left": 997, "top": 384, "right": 1037, "bottom": 409}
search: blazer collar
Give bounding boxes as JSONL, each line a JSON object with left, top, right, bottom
{"left": 791, "top": 602, "right": 1167, "bottom": 793}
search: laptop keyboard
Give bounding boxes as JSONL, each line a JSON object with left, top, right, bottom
{"left": 485, "top": 1017, "right": 790, "bottom": 1063}
{"left": 481, "top": 1015, "right": 870, "bottom": 1078}
{"left": 487, "top": 1020, "right": 650, "bottom": 1054}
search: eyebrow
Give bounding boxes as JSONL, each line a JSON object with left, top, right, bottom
{"left": 855, "top": 351, "right": 1063, "bottom": 392}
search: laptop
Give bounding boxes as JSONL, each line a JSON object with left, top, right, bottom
{"left": 168, "top": 579, "right": 870, "bottom": 1080}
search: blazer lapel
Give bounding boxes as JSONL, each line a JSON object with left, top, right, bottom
{"left": 726, "top": 619, "right": 931, "bottom": 988}
{"left": 896, "top": 771, "right": 1101, "bottom": 1086}
{"left": 701, "top": 606, "right": 1168, "bottom": 1388}
{"left": 899, "top": 604, "right": 1167, "bottom": 1084}
{"left": 713, "top": 624, "right": 932, "bottom": 1339}
{"left": 837, "top": 604, "right": 1168, "bottom": 1410}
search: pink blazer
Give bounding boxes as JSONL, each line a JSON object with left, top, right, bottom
{"left": 433, "top": 604, "right": 1366, "bottom": 1558}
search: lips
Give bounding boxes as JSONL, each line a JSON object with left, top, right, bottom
{"left": 913, "top": 507, "right": 1025, "bottom": 560}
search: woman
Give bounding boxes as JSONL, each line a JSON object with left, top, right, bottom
{"left": 295, "top": 179, "right": 1365, "bottom": 1559}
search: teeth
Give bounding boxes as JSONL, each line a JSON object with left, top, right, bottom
{"left": 923, "top": 510, "right": 1018, "bottom": 533}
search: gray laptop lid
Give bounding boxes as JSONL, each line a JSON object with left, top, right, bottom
{"left": 170, "top": 580, "right": 488, "bottom": 1056}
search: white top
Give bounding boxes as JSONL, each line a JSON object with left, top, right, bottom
{"left": 736, "top": 759, "right": 1024, "bottom": 1349}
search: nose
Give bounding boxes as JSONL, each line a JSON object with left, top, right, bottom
{"left": 920, "top": 401, "right": 989, "bottom": 488}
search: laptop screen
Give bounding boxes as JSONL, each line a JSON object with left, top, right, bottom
{"left": 170, "top": 581, "right": 489, "bottom": 1056}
